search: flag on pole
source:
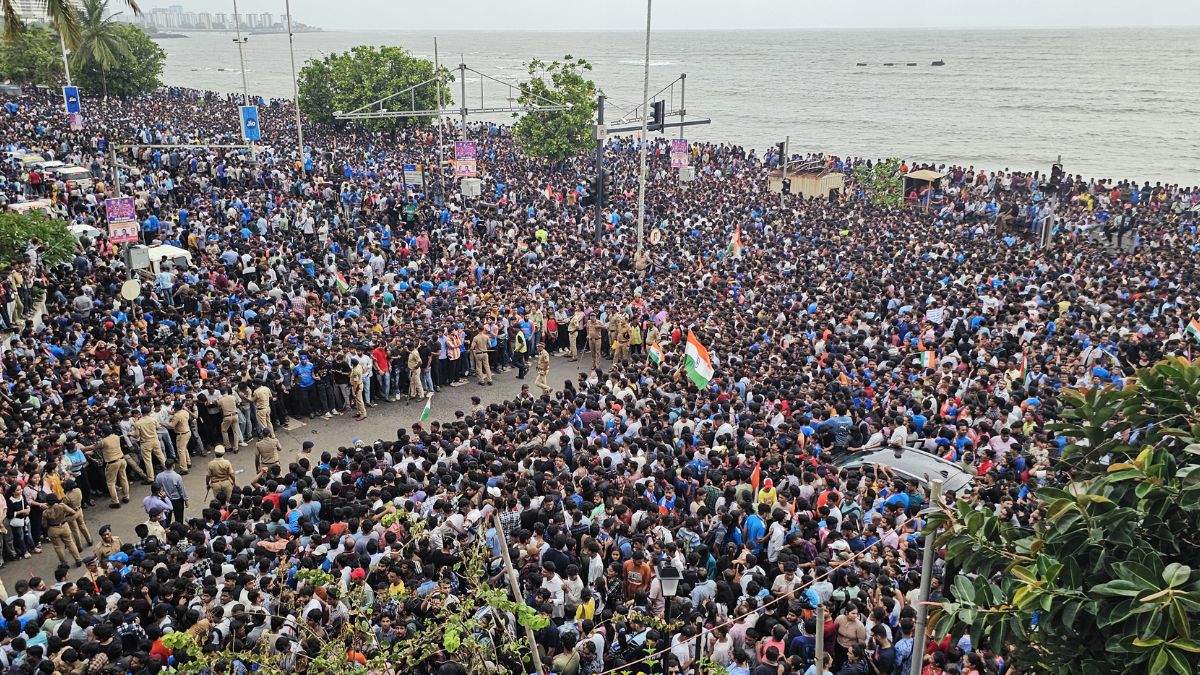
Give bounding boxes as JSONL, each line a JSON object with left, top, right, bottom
{"left": 684, "top": 330, "right": 715, "bottom": 388}
{"left": 545, "top": 184, "right": 553, "bottom": 200}
{"left": 726, "top": 226, "right": 745, "bottom": 258}
{"left": 749, "top": 461, "right": 762, "bottom": 495}
{"left": 920, "top": 351, "right": 937, "bottom": 369}
{"left": 334, "top": 271, "right": 350, "bottom": 293}
{"left": 420, "top": 395, "right": 432, "bottom": 422}
{"left": 647, "top": 342, "right": 664, "bottom": 364}
{"left": 1187, "top": 318, "right": 1200, "bottom": 345}
{"left": 1019, "top": 353, "right": 1029, "bottom": 381}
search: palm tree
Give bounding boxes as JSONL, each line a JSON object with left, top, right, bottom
{"left": 70, "top": 0, "right": 132, "bottom": 97}
{"left": 2, "top": 0, "right": 140, "bottom": 83}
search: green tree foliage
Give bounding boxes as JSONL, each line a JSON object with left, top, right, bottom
{"left": 297, "top": 45, "right": 452, "bottom": 134}
{"left": 69, "top": 0, "right": 133, "bottom": 97}
{"left": 75, "top": 23, "right": 163, "bottom": 97}
{"left": 0, "top": 209, "right": 75, "bottom": 270}
{"left": 513, "top": 55, "right": 597, "bottom": 162}
{"left": 852, "top": 158, "right": 904, "bottom": 208}
{"left": 2, "top": 0, "right": 140, "bottom": 51}
{"left": 926, "top": 359, "right": 1200, "bottom": 675}
{"left": 0, "top": 25, "right": 63, "bottom": 85}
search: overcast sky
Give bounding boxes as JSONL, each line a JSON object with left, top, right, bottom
{"left": 146, "top": 1, "right": 1199, "bottom": 31}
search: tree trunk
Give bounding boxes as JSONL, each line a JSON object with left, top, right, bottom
{"left": 101, "top": 67, "right": 108, "bottom": 99}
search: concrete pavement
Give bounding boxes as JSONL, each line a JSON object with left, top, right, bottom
{"left": 0, "top": 350, "right": 603, "bottom": 587}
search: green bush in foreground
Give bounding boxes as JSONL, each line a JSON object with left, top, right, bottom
{"left": 926, "top": 358, "right": 1200, "bottom": 674}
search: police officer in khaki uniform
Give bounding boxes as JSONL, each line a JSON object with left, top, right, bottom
{"left": 586, "top": 316, "right": 604, "bottom": 370}
{"left": 471, "top": 327, "right": 494, "bottom": 385}
{"left": 254, "top": 428, "right": 282, "bottom": 474}
{"left": 350, "top": 358, "right": 367, "bottom": 420}
{"left": 407, "top": 342, "right": 425, "bottom": 399}
{"left": 43, "top": 494, "right": 82, "bottom": 567}
{"left": 568, "top": 309, "right": 584, "bottom": 361}
{"left": 169, "top": 401, "right": 192, "bottom": 473}
{"left": 218, "top": 388, "right": 241, "bottom": 452}
{"left": 61, "top": 479, "right": 92, "bottom": 549}
{"left": 92, "top": 427, "right": 129, "bottom": 508}
{"left": 134, "top": 406, "right": 166, "bottom": 485}
{"left": 93, "top": 525, "right": 122, "bottom": 558}
{"left": 535, "top": 348, "right": 552, "bottom": 396}
{"left": 206, "top": 445, "right": 236, "bottom": 502}
{"left": 253, "top": 380, "right": 274, "bottom": 435}
{"left": 613, "top": 317, "right": 633, "bottom": 364}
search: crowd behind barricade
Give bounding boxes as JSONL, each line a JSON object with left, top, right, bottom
{"left": 0, "top": 83, "right": 1196, "bottom": 675}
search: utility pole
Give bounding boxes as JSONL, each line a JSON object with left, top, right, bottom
{"left": 594, "top": 95, "right": 605, "bottom": 243}
{"left": 780, "top": 135, "right": 789, "bottom": 208}
{"left": 459, "top": 60, "right": 468, "bottom": 141}
{"left": 494, "top": 515, "right": 547, "bottom": 675}
{"left": 634, "top": 0, "right": 653, "bottom": 257}
{"left": 59, "top": 33, "right": 72, "bottom": 86}
{"left": 284, "top": 0, "right": 303, "bottom": 153}
{"left": 814, "top": 605, "right": 825, "bottom": 674}
{"left": 678, "top": 73, "right": 686, "bottom": 139}
{"left": 434, "top": 38, "right": 446, "bottom": 199}
{"left": 231, "top": 0, "right": 250, "bottom": 103}
{"left": 910, "top": 479, "right": 944, "bottom": 675}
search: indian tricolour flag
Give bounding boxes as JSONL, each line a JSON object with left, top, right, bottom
{"left": 420, "top": 395, "right": 432, "bottom": 422}
{"left": 334, "top": 271, "right": 350, "bottom": 293}
{"left": 727, "top": 226, "right": 745, "bottom": 258}
{"left": 647, "top": 342, "right": 664, "bottom": 364}
{"left": 1187, "top": 318, "right": 1200, "bottom": 345}
{"left": 920, "top": 351, "right": 937, "bottom": 369}
{"left": 684, "top": 330, "right": 714, "bottom": 388}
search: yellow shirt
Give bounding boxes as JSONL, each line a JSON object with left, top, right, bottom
{"left": 574, "top": 598, "right": 595, "bottom": 621}
{"left": 757, "top": 487, "right": 778, "bottom": 506}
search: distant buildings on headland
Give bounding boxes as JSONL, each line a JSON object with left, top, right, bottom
{"left": 130, "top": 5, "right": 321, "bottom": 34}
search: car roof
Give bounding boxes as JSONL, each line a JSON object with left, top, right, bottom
{"left": 832, "top": 446, "right": 974, "bottom": 494}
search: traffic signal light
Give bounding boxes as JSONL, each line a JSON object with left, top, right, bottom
{"left": 649, "top": 100, "right": 665, "bottom": 132}
{"left": 777, "top": 142, "right": 786, "bottom": 162}
{"left": 1049, "top": 162, "right": 1064, "bottom": 187}
{"left": 782, "top": 178, "right": 792, "bottom": 195}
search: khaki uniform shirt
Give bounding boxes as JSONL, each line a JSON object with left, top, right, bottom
{"left": 99, "top": 435, "right": 123, "bottom": 462}
{"left": 44, "top": 502, "right": 77, "bottom": 527}
{"left": 170, "top": 409, "right": 191, "bottom": 433}
{"left": 470, "top": 333, "right": 490, "bottom": 356}
{"left": 256, "top": 437, "right": 281, "bottom": 466}
{"left": 206, "top": 458, "right": 236, "bottom": 485}
{"left": 218, "top": 394, "right": 238, "bottom": 416}
{"left": 134, "top": 415, "right": 159, "bottom": 443}
{"left": 253, "top": 386, "right": 273, "bottom": 410}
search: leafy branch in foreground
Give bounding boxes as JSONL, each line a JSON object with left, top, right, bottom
{"left": 925, "top": 358, "right": 1200, "bottom": 675}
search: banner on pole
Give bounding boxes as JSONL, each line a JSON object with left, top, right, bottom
{"left": 67, "top": 113, "right": 82, "bottom": 130}
{"left": 63, "top": 86, "right": 80, "bottom": 114}
{"left": 104, "top": 197, "right": 139, "bottom": 244}
{"left": 403, "top": 164, "right": 425, "bottom": 187}
{"left": 239, "top": 105, "right": 261, "bottom": 141}
{"left": 454, "top": 141, "right": 478, "bottom": 177}
{"left": 670, "top": 138, "right": 689, "bottom": 168}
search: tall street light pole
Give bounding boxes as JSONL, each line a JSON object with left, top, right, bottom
{"left": 634, "top": 0, "right": 652, "bottom": 257}
{"left": 284, "top": 0, "right": 304, "bottom": 154}
{"left": 231, "top": 0, "right": 251, "bottom": 103}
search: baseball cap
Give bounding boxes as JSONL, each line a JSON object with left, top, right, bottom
{"left": 350, "top": 568, "right": 366, "bottom": 580}
{"left": 108, "top": 552, "right": 129, "bottom": 564}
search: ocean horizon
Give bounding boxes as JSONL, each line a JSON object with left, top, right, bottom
{"left": 153, "top": 27, "right": 1200, "bottom": 186}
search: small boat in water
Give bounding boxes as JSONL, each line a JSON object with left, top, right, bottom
{"left": 883, "top": 62, "right": 894, "bottom": 66}
{"left": 856, "top": 62, "right": 867, "bottom": 66}
{"left": 932, "top": 59, "right": 946, "bottom": 66}
{"left": 906, "top": 63, "right": 917, "bottom": 66}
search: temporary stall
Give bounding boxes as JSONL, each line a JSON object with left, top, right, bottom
{"left": 768, "top": 161, "right": 846, "bottom": 200}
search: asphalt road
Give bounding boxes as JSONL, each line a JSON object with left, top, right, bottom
{"left": 0, "top": 351, "right": 601, "bottom": 587}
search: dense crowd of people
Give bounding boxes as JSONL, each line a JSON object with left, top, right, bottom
{"left": 0, "top": 81, "right": 1196, "bottom": 675}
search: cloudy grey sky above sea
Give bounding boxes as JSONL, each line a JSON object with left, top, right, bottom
{"left": 139, "top": 0, "right": 1199, "bottom": 31}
